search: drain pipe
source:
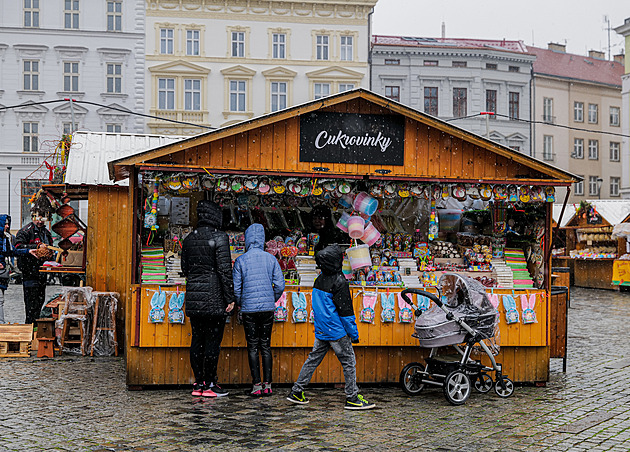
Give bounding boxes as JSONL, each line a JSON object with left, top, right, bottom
{"left": 368, "top": 8, "right": 373, "bottom": 90}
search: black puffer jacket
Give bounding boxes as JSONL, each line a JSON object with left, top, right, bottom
{"left": 182, "top": 201, "right": 236, "bottom": 317}
{"left": 15, "top": 221, "right": 53, "bottom": 280}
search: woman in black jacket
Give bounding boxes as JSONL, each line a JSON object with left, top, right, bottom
{"left": 181, "top": 200, "right": 236, "bottom": 397}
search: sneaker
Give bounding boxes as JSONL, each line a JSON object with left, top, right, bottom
{"left": 191, "top": 382, "right": 204, "bottom": 397}
{"left": 201, "top": 383, "right": 217, "bottom": 398}
{"left": 209, "top": 382, "right": 229, "bottom": 397}
{"left": 286, "top": 390, "right": 309, "bottom": 404}
{"left": 251, "top": 383, "right": 263, "bottom": 397}
{"left": 262, "top": 382, "right": 272, "bottom": 396}
{"left": 344, "top": 394, "right": 376, "bottom": 410}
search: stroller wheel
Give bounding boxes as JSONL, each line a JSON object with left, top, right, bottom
{"left": 399, "top": 363, "right": 426, "bottom": 396}
{"left": 474, "top": 374, "right": 493, "bottom": 394}
{"left": 494, "top": 376, "right": 515, "bottom": 398}
{"left": 443, "top": 371, "right": 471, "bottom": 406}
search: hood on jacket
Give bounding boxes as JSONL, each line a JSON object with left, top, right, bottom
{"left": 196, "top": 200, "right": 222, "bottom": 229}
{"left": 0, "top": 215, "right": 10, "bottom": 231}
{"left": 315, "top": 244, "right": 343, "bottom": 275}
{"left": 245, "top": 223, "right": 265, "bottom": 251}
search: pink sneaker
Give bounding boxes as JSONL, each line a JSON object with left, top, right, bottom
{"left": 263, "top": 382, "right": 272, "bottom": 396}
{"left": 250, "top": 383, "right": 263, "bottom": 396}
{"left": 191, "top": 382, "right": 204, "bottom": 397}
{"left": 201, "top": 384, "right": 217, "bottom": 398}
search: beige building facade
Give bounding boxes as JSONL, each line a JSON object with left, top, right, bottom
{"left": 614, "top": 18, "right": 630, "bottom": 198}
{"left": 529, "top": 44, "right": 624, "bottom": 203}
{"left": 144, "top": 0, "right": 377, "bottom": 135}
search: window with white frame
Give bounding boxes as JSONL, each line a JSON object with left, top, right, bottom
{"left": 574, "top": 101, "right": 584, "bottom": 122}
{"left": 229, "top": 80, "right": 246, "bottom": 111}
{"left": 573, "top": 138, "right": 584, "bottom": 159}
{"left": 610, "top": 106, "right": 620, "bottom": 127}
{"left": 64, "top": 0, "right": 79, "bottom": 29}
{"left": 184, "top": 79, "right": 201, "bottom": 111}
{"left": 158, "top": 78, "right": 175, "bottom": 110}
{"left": 386, "top": 86, "right": 400, "bottom": 102}
{"left": 23, "top": 60, "right": 39, "bottom": 91}
{"left": 23, "top": 122, "right": 38, "bottom": 152}
{"left": 63, "top": 62, "right": 79, "bottom": 92}
{"left": 186, "top": 30, "right": 200, "bottom": 56}
{"left": 314, "top": 83, "right": 330, "bottom": 99}
{"left": 24, "top": 0, "right": 39, "bottom": 28}
{"left": 610, "top": 142, "right": 620, "bottom": 162}
{"left": 232, "top": 32, "right": 245, "bottom": 57}
{"left": 574, "top": 178, "right": 584, "bottom": 196}
{"left": 543, "top": 135, "right": 553, "bottom": 160}
{"left": 106, "top": 124, "right": 121, "bottom": 133}
{"left": 588, "top": 103, "right": 598, "bottom": 124}
{"left": 610, "top": 177, "right": 620, "bottom": 197}
{"left": 272, "top": 33, "right": 286, "bottom": 59}
{"left": 106, "top": 63, "right": 122, "bottom": 94}
{"left": 63, "top": 122, "right": 73, "bottom": 134}
{"left": 588, "top": 139, "right": 599, "bottom": 160}
{"left": 160, "top": 28, "right": 174, "bottom": 55}
{"left": 543, "top": 97, "right": 553, "bottom": 122}
{"left": 316, "top": 35, "right": 329, "bottom": 60}
{"left": 589, "top": 176, "right": 600, "bottom": 196}
{"left": 340, "top": 35, "right": 353, "bottom": 61}
{"left": 270, "top": 81, "right": 287, "bottom": 112}
{"left": 106, "top": 1, "right": 122, "bottom": 31}
{"left": 339, "top": 84, "right": 354, "bottom": 93}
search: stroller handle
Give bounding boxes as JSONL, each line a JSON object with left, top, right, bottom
{"left": 400, "top": 289, "right": 442, "bottom": 308}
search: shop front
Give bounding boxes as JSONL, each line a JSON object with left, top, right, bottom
{"left": 108, "top": 89, "right": 576, "bottom": 387}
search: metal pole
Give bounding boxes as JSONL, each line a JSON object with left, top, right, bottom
{"left": 7, "top": 166, "right": 11, "bottom": 215}
{"left": 486, "top": 113, "right": 489, "bottom": 138}
{"left": 69, "top": 98, "right": 76, "bottom": 132}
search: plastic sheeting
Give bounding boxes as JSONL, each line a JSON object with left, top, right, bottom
{"left": 90, "top": 292, "right": 119, "bottom": 357}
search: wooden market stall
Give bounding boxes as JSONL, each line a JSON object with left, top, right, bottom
{"left": 553, "top": 200, "right": 630, "bottom": 290}
{"left": 107, "top": 89, "right": 577, "bottom": 387}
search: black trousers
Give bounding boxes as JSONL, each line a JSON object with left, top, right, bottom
{"left": 23, "top": 275, "right": 47, "bottom": 325}
{"left": 189, "top": 315, "right": 227, "bottom": 384}
{"left": 242, "top": 311, "right": 275, "bottom": 384}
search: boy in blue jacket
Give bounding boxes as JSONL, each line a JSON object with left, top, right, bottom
{"left": 287, "top": 244, "right": 375, "bottom": 410}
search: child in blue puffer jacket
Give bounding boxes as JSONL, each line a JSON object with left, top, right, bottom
{"left": 233, "top": 223, "right": 285, "bottom": 396}
{"left": 0, "top": 215, "right": 30, "bottom": 324}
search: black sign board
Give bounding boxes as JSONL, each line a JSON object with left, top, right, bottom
{"left": 299, "top": 112, "right": 405, "bottom": 166}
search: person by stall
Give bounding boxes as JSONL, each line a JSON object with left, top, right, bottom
{"left": 233, "top": 223, "right": 285, "bottom": 396}
{"left": 1, "top": 215, "right": 32, "bottom": 324}
{"left": 287, "top": 244, "right": 375, "bottom": 410}
{"left": 15, "top": 213, "right": 53, "bottom": 325}
{"left": 182, "top": 200, "right": 236, "bottom": 398}
{"left": 311, "top": 205, "right": 345, "bottom": 253}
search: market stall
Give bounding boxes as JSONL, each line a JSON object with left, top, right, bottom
{"left": 553, "top": 200, "right": 630, "bottom": 290}
{"left": 108, "top": 89, "right": 577, "bottom": 387}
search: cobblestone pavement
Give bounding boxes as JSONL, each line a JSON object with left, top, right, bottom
{"left": 1, "top": 285, "right": 630, "bottom": 451}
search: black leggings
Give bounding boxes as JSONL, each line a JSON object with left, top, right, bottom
{"left": 189, "top": 315, "right": 227, "bottom": 384}
{"left": 242, "top": 311, "right": 274, "bottom": 384}
{"left": 23, "top": 276, "right": 47, "bottom": 325}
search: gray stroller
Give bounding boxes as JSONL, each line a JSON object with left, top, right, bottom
{"left": 399, "top": 273, "right": 514, "bottom": 405}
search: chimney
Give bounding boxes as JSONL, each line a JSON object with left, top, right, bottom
{"left": 613, "top": 53, "right": 625, "bottom": 65}
{"left": 588, "top": 50, "right": 605, "bottom": 60}
{"left": 441, "top": 22, "right": 445, "bottom": 39}
{"left": 548, "top": 42, "right": 566, "bottom": 53}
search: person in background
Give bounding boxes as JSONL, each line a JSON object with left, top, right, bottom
{"left": 233, "top": 223, "right": 285, "bottom": 397}
{"left": 182, "top": 200, "right": 236, "bottom": 398}
{"left": 15, "top": 213, "right": 53, "bottom": 325}
{"left": 311, "top": 205, "right": 345, "bottom": 253}
{"left": 0, "top": 215, "right": 32, "bottom": 324}
{"left": 287, "top": 244, "right": 375, "bottom": 410}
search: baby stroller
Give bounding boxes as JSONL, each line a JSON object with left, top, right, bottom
{"left": 399, "top": 273, "right": 514, "bottom": 405}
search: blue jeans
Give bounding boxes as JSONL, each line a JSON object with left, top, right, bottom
{"left": 292, "top": 335, "right": 359, "bottom": 398}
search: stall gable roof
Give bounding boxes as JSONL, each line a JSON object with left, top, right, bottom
{"left": 66, "top": 131, "right": 185, "bottom": 186}
{"left": 109, "top": 88, "right": 578, "bottom": 183}
{"left": 555, "top": 200, "right": 630, "bottom": 227}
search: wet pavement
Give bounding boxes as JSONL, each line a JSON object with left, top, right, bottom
{"left": 1, "top": 285, "right": 630, "bottom": 451}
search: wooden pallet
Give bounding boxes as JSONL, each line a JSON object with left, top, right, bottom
{"left": 0, "top": 324, "right": 33, "bottom": 358}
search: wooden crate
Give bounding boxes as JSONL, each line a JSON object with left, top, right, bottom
{"left": 0, "top": 324, "right": 33, "bottom": 358}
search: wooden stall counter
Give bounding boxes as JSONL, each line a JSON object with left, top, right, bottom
{"left": 126, "top": 284, "right": 549, "bottom": 387}
{"left": 572, "top": 258, "right": 617, "bottom": 290}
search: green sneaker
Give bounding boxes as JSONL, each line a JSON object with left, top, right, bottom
{"left": 287, "top": 390, "right": 309, "bottom": 404}
{"left": 344, "top": 394, "right": 376, "bottom": 410}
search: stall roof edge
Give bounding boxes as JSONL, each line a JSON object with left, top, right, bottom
{"left": 107, "top": 88, "right": 579, "bottom": 183}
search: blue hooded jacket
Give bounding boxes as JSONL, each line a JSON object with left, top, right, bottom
{"left": 233, "top": 223, "right": 285, "bottom": 313}
{"left": 0, "top": 215, "right": 27, "bottom": 290}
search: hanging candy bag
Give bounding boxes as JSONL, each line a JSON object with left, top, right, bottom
{"left": 274, "top": 292, "right": 288, "bottom": 322}
{"left": 291, "top": 291, "right": 308, "bottom": 323}
{"left": 148, "top": 289, "right": 166, "bottom": 323}
{"left": 168, "top": 292, "right": 185, "bottom": 324}
{"left": 360, "top": 291, "right": 377, "bottom": 324}
{"left": 397, "top": 292, "right": 414, "bottom": 323}
{"left": 380, "top": 292, "right": 396, "bottom": 323}
{"left": 521, "top": 293, "right": 537, "bottom": 324}
{"left": 502, "top": 294, "right": 519, "bottom": 324}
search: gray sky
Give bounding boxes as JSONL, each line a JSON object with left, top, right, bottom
{"left": 372, "top": 0, "right": 627, "bottom": 58}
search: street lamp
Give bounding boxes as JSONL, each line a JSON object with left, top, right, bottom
{"left": 597, "top": 177, "right": 603, "bottom": 199}
{"left": 6, "top": 166, "right": 11, "bottom": 215}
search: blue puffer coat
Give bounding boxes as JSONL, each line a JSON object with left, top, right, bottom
{"left": 233, "top": 223, "right": 285, "bottom": 313}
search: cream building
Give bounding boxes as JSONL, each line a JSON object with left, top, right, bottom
{"left": 529, "top": 44, "right": 624, "bottom": 203}
{"left": 614, "top": 18, "right": 630, "bottom": 198}
{"left": 145, "top": 0, "right": 377, "bottom": 134}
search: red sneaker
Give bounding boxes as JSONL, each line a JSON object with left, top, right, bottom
{"left": 191, "top": 382, "right": 204, "bottom": 397}
{"left": 263, "top": 382, "right": 272, "bottom": 396}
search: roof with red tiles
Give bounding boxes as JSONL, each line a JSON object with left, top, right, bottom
{"left": 372, "top": 35, "right": 529, "bottom": 53}
{"left": 527, "top": 45, "right": 623, "bottom": 87}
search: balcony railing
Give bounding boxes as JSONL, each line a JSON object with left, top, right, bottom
{"left": 542, "top": 115, "right": 556, "bottom": 124}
